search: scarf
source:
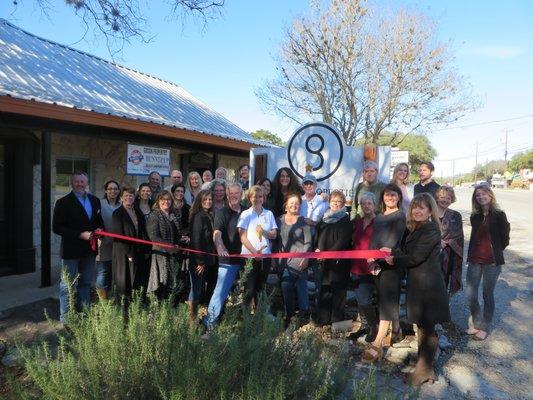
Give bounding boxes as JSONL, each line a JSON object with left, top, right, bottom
{"left": 322, "top": 207, "right": 347, "bottom": 224}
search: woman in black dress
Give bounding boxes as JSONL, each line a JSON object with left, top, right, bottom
{"left": 314, "top": 190, "right": 353, "bottom": 326}
{"left": 362, "top": 183, "right": 406, "bottom": 362}
{"left": 384, "top": 193, "right": 450, "bottom": 385}
{"left": 271, "top": 167, "right": 304, "bottom": 217}
{"left": 188, "top": 189, "right": 216, "bottom": 320}
{"left": 111, "top": 187, "right": 151, "bottom": 299}
{"left": 134, "top": 183, "right": 153, "bottom": 220}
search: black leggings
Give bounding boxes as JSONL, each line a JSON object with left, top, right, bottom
{"left": 244, "top": 259, "right": 271, "bottom": 308}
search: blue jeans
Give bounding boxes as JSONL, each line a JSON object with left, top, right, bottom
{"left": 466, "top": 263, "right": 502, "bottom": 331}
{"left": 95, "top": 260, "right": 112, "bottom": 291}
{"left": 204, "top": 264, "right": 240, "bottom": 328}
{"left": 59, "top": 254, "right": 96, "bottom": 322}
{"left": 352, "top": 274, "right": 375, "bottom": 307}
{"left": 281, "top": 268, "right": 309, "bottom": 320}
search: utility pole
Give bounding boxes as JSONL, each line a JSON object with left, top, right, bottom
{"left": 452, "top": 160, "right": 455, "bottom": 187}
{"left": 504, "top": 129, "right": 509, "bottom": 165}
{"left": 474, "top": 142, "right": 478, "bottom": 183}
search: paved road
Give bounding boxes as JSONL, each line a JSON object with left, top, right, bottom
{"left": 419, "top": 188, "right": 533, "bottom": 399}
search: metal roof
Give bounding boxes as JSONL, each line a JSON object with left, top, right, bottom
{"left": 0, "top": 19, "right": 263, "bottom": 146}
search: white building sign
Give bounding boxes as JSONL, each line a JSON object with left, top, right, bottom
{"left": 250, "top": 122, "right": 390, "bottom": 202}
{"left": 126, "top": 144, "right": 170, "bottom": 176}
{"left": 390, "top": 150, "right": 409, "bottom": 166}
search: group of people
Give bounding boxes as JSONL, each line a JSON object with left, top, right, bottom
{"left": 52, "top": 159, "right": 510, "bottom": 387}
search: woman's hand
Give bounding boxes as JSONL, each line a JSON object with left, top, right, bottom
{"left": 379, "top": 247, "right": 391, "bottom": 253}
{"left": 196, "top": 264, "right": 205, "bottom": 274}
{"left": 298, "top": 259, "right": 309, "bottom": 270}
{"left": 315, "top": 248, "right": 322, "bottom": 262}
{"left": 369, "top": 262, "right": 381, "bottom": 276}
{"left": 253, "top": 245, "right": 267, "bottom": 255}
{"left": 384, "top": 256, "right": 394, "bottom": 266}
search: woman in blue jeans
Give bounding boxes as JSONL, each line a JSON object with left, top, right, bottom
{"left": 276, "top": 193, "right": 313, "bottom": 326}
{"left": 466, "top": 184, "right": 510, "bottom": 341}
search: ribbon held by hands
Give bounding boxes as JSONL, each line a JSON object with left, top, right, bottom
{"left": 91, "top": 230, "right": 389, "bottom": 260}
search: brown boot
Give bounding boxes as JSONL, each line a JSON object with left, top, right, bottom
{"left": 96, "top": 288, "right": 108, "bottom": 301}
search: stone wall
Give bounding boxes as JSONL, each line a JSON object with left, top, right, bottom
{"left": 34, "top": 132, "right": 248, "bottom": 269}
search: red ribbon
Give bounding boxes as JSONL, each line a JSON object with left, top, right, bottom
{"left": 92, "top": 230, "right": 389, "bottom": 260}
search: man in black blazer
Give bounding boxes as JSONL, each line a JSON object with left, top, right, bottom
{"left": 52, "top": 171, "right": 103, "bottom": 322}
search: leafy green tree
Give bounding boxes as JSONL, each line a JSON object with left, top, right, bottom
{"left": 484, "top": 159, "right": 507, "bottom": 175}
{"left": 509, "top": 150, "right": 533, "bottom": 172}
{"left": 251, "top": 129, "right": 286, "bottom": 146}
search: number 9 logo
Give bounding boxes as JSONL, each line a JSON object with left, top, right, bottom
{"left": 287, "top": 123, "right": 344, "bottom": 182}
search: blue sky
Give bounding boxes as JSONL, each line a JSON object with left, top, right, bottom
{"left": 2, "top": 0, "right": 532, "bottom": 177}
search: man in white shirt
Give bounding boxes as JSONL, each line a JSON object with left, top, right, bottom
{"left": 300, "top": 174, "right": 328, "bottom": 230}
{"left": 165, "top": 169, "right": 183, "bottom": 191}
{"left": 164, "top": 169, "right": 183, "bottom": 191}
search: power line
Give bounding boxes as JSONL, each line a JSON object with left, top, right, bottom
{"left": 431, "top": 114, "right": 533, "bottom": 133}
{"left": 437, "top": 141, "right": 533, "bottom": 162}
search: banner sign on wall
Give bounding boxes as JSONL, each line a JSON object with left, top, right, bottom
{"left": 126, "top": 144, "right": 170, "bottom": 176}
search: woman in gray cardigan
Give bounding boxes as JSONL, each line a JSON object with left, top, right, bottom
{"left": 276, "top": 193, "right": 313, "bottom": 326}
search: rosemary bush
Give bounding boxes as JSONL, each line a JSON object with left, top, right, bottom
{"left": 17, "top": 294, "right": 353, "bottom": 400}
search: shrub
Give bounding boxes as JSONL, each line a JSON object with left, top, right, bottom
{"left": 16, "top": 293, "right": 356, "bottom": 400}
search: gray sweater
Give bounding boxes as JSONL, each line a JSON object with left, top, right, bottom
{"left": 276, "top": 215, "right": 312, "bottom": 271}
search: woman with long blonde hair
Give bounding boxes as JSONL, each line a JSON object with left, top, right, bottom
{"left": 391, "top": 162, "right": 413, "bottom": 213}
{"left": 383, "top": 193, "right": 449, "bottom": 386}
{"left": 465, "top": 184, "right": 510, "bottom": 341}
{"left": 184, "top": 171, "right": 202, "bottom": 205}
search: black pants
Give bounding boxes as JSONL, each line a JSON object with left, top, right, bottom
{"left": 202, "top": 264, "right": 219, "bottom": 306}
{"left": 244, "top": 259, "right": 270, "bottom": 308}
{"left": 316, "top": 262, "right": 350, "bottom": 325}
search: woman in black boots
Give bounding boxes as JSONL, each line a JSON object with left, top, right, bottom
{"left": 383, "top": 193, "right": 450, "bottom": 386}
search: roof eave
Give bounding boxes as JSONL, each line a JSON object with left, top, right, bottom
{"left": 0, "top": 96, "right": 255, "bottom": 152}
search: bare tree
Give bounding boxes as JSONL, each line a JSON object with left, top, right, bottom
{"left": 256, "top": 0, "right": 476, "bottom": 146}
{"left": 11, "top": 0, "right": 225, "bottom": 56}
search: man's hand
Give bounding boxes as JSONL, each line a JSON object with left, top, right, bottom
{"left": 196, "top": 264, "right": 205, "bottom": 274}
{"left": 217, "top": 244, "right": 229, "bottom": 257}
{"left": 79, "top": 231, "right": 92, "bottom": 241}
